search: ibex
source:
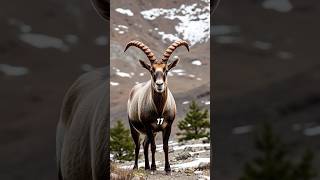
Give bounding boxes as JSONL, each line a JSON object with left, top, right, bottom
{"left": 56, "top": 0, "right": 109, "bottom": 180}
{"left": 125, "top": 39, "right": 189, "bottom": 173}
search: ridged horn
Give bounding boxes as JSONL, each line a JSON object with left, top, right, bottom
{"left": 124, "top": 40, "right": 156, "bottom": 63}
{"left": 162, "top": 39, "right": 189, "bottom": 63}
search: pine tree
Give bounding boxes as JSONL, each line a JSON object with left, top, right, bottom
{"left": 292, "top": 149, "right": 317, "bottom": 180}
{"left": 177, "top": 100, "right": 210, "bottom": 142}
{"left": 110, "top": 120, "right": 134, "bottom": 161}
{"left": 240, "top": 123, "right": 317, "bottom": 180}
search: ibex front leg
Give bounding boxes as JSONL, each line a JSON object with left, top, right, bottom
{"left": 144, "top": 127, "right": 155, "bottom": 170}
{"left": 151, "top": 133, "right": 157, "bottom": 171}
{"left": 162, "top": 124, "right": 172, "bottom": 174}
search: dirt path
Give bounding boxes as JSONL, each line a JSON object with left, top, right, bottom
{"left": 144, "top": 170, "right": 209, "bottom": 180}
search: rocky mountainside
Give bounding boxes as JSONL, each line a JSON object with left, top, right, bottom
{"left": 111, "top": 138, "right": 211, "bottom": 180}
{"left": 213, "top": 0, "right": 320, "bottom": 179}
{"left": 109, "top": 0, "right": 211, "bottom": 141}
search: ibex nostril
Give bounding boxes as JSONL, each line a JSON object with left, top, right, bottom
{"left": 156, "top": 81, "right": 164, "bottom": 86}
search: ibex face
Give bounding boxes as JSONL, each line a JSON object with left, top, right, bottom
{"left": 124, "top": 40, "right": 189, "bottom": 93}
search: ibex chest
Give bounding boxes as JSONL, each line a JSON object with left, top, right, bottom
{"left": 142, "top": 107, "right": 174, "bottom": 131}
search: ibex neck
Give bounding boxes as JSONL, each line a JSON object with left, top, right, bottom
{"left": 151, "top": 85, "right": 168, "bottom": 116}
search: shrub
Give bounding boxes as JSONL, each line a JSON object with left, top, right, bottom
{"left": 110, "top": 120, "right": 134, "bottom": 161}
{"left": 177, "top": 100, "right": 210, "bottom": 142}
{"left": 240, "top": 123, "right": 317, "bottom": 180}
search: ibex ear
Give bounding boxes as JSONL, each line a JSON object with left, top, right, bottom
{"left": 91, "top": 0, "right": 109, "bottom": 21}
{"left": 168, "top": 58, "right": 179, "bottom": 71}
{"left": 139, "top": 60, "right": 151, "bottom": 71}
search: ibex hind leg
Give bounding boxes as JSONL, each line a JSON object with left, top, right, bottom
{"left": 129, "top": 121, "right": 140, "bottom": 170}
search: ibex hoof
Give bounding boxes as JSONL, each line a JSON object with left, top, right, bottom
{"left": 151, "top": 164, "right": 157, "bottom": 171}
{"left": 165, "top": 166, "right": 171, "bottom": 175}
{"left": 165, "top": 170, "right": 172, "bottom": 175}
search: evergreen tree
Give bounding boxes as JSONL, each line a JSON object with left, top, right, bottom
{"left": 177, "top": 100, "right": 210, "bottom": 142}
{"left": 110, "top": 120, "right": 134, "bottom": 161}
{"left": 240, "top": 123, "right": 317, "bottom": 180}
{"left": 293, "top": 149, "right": 317, "bottom": 180}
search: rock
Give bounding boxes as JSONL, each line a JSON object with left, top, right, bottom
{"left": 198, "top": 175, "right": 210, "bottom": 180}
{"left": 184, "top": 146, "right": 194, "bottom": 152}
{"left": 169, "top": 146, "right": 174, "bottom": 153}
{"left": 201, "top": 138, "right": 210, "bottom": 144}
{"left": 194, "top": 170, "right": 203, "bottom": 175}
{"left": 184, "top": 168, "right": 193, "bottom": 176}
{"left": 198, "top": 137, "right": 208, "bottom": 141}
{"left": 170, "top": 158, "right": 177, "bottom": 163}
{"left": 110, "top": 173, "right": 120, "bottom": 179}
{"left": 131, "top": 176, "right": 143, "bottom": 180}
{"left": 197, "top": 162, "right": 210, "bottom": 170}
{"left": 175, "top": 151, "right": 191, "bottom": 160}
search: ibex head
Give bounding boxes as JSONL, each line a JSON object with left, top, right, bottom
{"left": 124, "top": 39, "right": 189, "bottom": 93}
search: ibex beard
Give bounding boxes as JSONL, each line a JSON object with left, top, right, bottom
{"left": 125, "top": 39, "right": 189, "bottom": 174}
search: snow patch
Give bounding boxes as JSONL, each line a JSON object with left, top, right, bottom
{"left": 199, "top": 175, "right": 210, "bottom": 180}
{"left": 171, "top": 69, "right": 185, "bottom": 73}
{"left": 114, "top": 24, "right": 129, "bottom": 35}
{"left": 189, "top": 150, "right": 207, "bottom": 156}
{"left": 95, "top": 35, "right": 107, "bottom": 46}
{"left": 215, "top": 36, "right": 243, "bottom": 44}
{"left": 262, "top": 0, "right": 293, "bottom": 13}
{"left": 112, "top": 67, "right": 132, "bottom": 78}
{"left": 202, "top": 100, "right": 210, "bottom": 105}
{"left": 304, "top": 126, "right": 320, "bottom": 136}
{"left": 277, "top": 51, "right": 293, "bottom": 59}
{"left": 171, "top": 158, "right": 210, "bottom": 169}
{"left": 158, "top": 31, "right": 179, "bottom": 42}
{"left": 0, "top": 64, "right": 29, "bottom": 76}
{"left": 65, "top": 34, "right": 79, "bottom": 44}
{"left": 213, "top": 25, "right": 239, "bottom": 36}
{"left": 173, "top": 143, "right": 210, "bottom": 151}
{"left": 110, "top": 81, "right": 119, "bottom": 86}
{"left": 140, "top": 2, "right": 210, "bottom": 46}
{"left": 116, "top": 71, "right": 131, "bottom": 78}
{"left": 120, "top": 161, "right": 161, "bottom": 169}
{"left": 19, "top": 33, "right": 69, "bottom": 51}
{"left": 115, "top": 8, "right": 134, "bottom": 16}
{"left": 192, "top": 60, "right": 202, "bottom": 66}
{"left": 182, "top": 101, "right": 190, "bottom": 105}
{"left": 232, "top": 125, "right": 253, "bottom": 135}
{"left": 253, "top": 41, "right": 272, "bottom": 50}
{"left": 8, "top": 18, "right": 32, "bottom": 33}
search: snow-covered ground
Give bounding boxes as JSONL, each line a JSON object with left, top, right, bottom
{"left": 113, "top": 138, "right": 211, "bottom": 179}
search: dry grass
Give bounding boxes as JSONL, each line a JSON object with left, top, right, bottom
{"left": 111, "top": 163, "right": 146, "bottom": 180}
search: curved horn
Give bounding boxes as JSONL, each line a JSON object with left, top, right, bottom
{"left": 91, "top": 0, "right": 110, "bottom": 21}
{"left": 162, "top": 39, "right": 189, "bottom": 63}
{"left": 124, "top": 41, "right": 156, "bottom": 63}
